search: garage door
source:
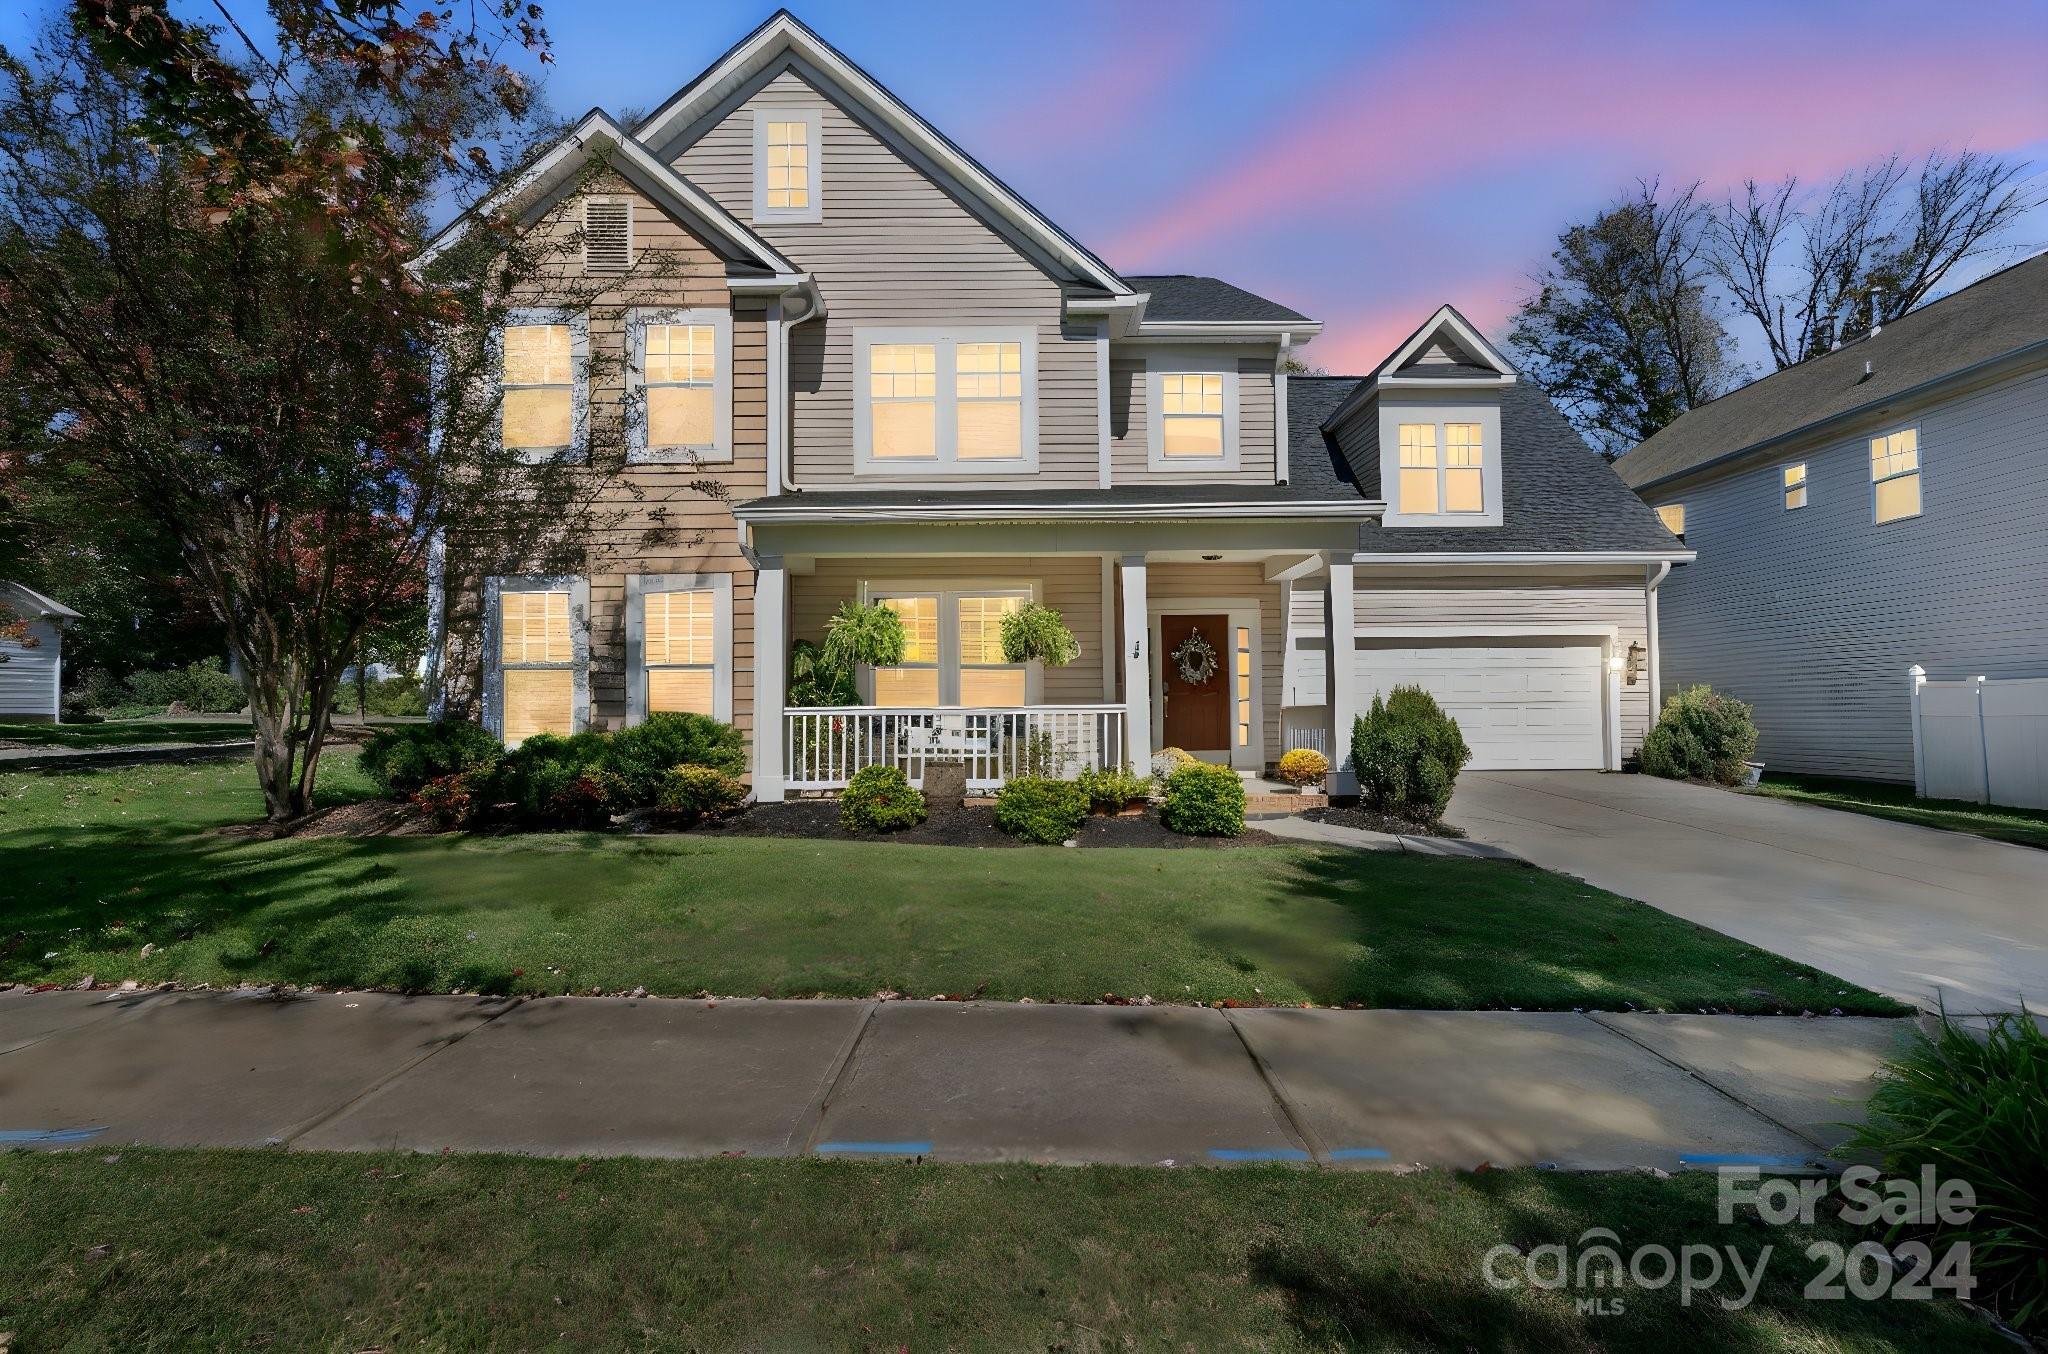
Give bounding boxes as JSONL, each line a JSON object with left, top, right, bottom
{"left": 1355, "top": 641, "right": 1604, "bottom": 770}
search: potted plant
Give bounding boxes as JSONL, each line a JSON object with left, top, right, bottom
{"left": 999, "top": 602, "right": 1080, "bottom": 667}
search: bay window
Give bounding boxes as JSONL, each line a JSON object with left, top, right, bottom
{"left": 868, "top": 586, "right": 1034, "bottom": 707}
{"left": 855, "top": 329, "right": 1037, "bottom": 472}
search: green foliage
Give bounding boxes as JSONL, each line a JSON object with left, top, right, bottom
{"left": 655, "top": 765, "right": 749, "bottom": 825}
{"left": 358, "top": 721, "right": 502, "bottom": 797}
{"left": 412, "top": 768, "right": 488, "bottom": 830}
{"left": 822, "top": 601, "right": 906, "bottom": 674}
{"left": 1639, "top": 685, "right": 1758, "bottom": 786}
{"left": 1351, "top": 686, "right": 1471, "bottom": 825}
{"left": 1161, "top": 762, "right": 1245, "bottom": 837}
{"left": 1276, "top": 747, "right": 1329, "bottom": 788}
{"left": 90, "top": 658, "right": 245, "bottom": 715}
{"left": 993, "top": 776, "right": 1089, "bottom": 844}
{"left": 334, "top": 675, "right": 427, "bottom": 717}
{"left": 495, "top": 733, "right": 618, "bottom": 828}
{"left": 787, "top": 639, "right": 859, "bottom": 707}
{"left": 998, "top": 603, "right": 1080, "bottom": 667}
{"left": 600, "top": 712, "right": 746, "bottom": 802}
{"left": 840, "top": 764, "right": 927, "bottom": 833}
{"left": 1846, "top": 1009, "right": 2048, "bottom": 1332}
{"left": 1074, "top": 764, "right": 1153, "bottom": 810}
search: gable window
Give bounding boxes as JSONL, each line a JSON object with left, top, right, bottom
{"left": 489, "top": 578, "right": 587, "bottom": 745}
{"left": 856, "top": 329, "right": 1038, "bottom": 473}
{"left": 868, "top": 586, "right": 1036, "bottom": 707}
{"left": 1782, "top": 462, "right": 1808, "bottom": 511}
{"left": 583, "top": 198, "right": 632, "bottom": 272}
{"left": 627, "top": 308, "right": 732, "bottom": 462}
{"left": 1396, "top": 422, "right": 1485, "bottom": 515}
{"left": 1870, "top": 427, "right": 1921, "bottom": 524}
{"left": 500, "top": 310, "right": 587, "bottom": 461}
{"left": 1146, "top": 356, "right": 1240, "bottom": 471}
{"left": 627, "top": 574, "right": 732, "bottom": 725}
{"left": 753, "top": 107, "right": 821, "bottom": 223}
{"left": 1656, "top": 503, "right": 1686, "bottom": 537}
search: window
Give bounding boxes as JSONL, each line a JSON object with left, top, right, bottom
{"left": 1161, "top": 373, "right": 1225, "bottom": 457}
{"left": 643, "top": 589, "right": 715, "bottom": 715}
{"left": 1397, "top": 423, "right": 1439, "bottom": 514}
{"left": 753, "top": 107, "right": 821, "bottom": 223}
{"left": 1656, "top": 503, "right": 1686, "bottom": 536}
{"left": 1234, "top": 625, "right": 1253, "bottom": 748}
{"left": 502, "top": 323, "right": 574, "bottom": 453}
{"left": 1444, "top": 423, "right": 1484, "bottom": 512}
{"left": 856, "top": 330, "right": 1037, "bottom": 472}
{"left": 1782, "top": 462, "right": 1808, "bottom": 511}
{"left": 1870, "top": 427, "right": 1921, "bottom": 524}
{"left": 868, "top": 587, "right": 1034, "bottom": 707}
{"left": 498, "top": 587, "right": 575, "bottom": 743}
{"left": 1397, "top": 422, "right": 1485, "bottom": 514}
{"left": 583, "top": 198, "right": 631, "bottom": 272}
{"left": 627, "top": 309, "right": 731, "bottom": 463}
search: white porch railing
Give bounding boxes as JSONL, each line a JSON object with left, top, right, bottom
{"left": 784, "top": 705, "right": 1127, "bottom": 792}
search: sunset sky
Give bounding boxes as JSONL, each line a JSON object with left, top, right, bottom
{"left": 7, "top": 0, "right": 2045, "bottom": 376}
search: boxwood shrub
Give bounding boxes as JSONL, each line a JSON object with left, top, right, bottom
{"left": 1639, "top": 685, "right": 1758, "bottom": 786}
{"left": 993, "top": 775, "right": 1089, "bottom": 843}
{"left": 1161, "top": 761, "right": 1245, "bottom": 837}
{"left": 1351, "top": 686, "right": 1470, "bottom": 825}
{"left": 657, "top": 764, "right": 749, "bottom": 825}
{"left": 840, "top": 764, "right": 927, "bottom": 833}
{"left": 359, "top": 720, "right": 502, "bottom": 797}
{"left": 1074, "top": 764, "right": 1153, "bottom": 811}
{"left": 602, "top": 712, "right": 747, "bottom": 802}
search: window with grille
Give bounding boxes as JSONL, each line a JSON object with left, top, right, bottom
{"left": 499, "top": 589, "right": 574, "bottom": 743}
{"left": 643, "top": 589, "right": 716, "bottom": 716}
{"left": 1870, "top": 428, "right": 1921, "bottom": 524}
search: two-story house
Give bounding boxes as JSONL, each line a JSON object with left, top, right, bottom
{"left": 419, "top": 10, "right": 1688, "bottom": 797}
{"left": 1620, "top": 253, "right": 2048, "bottom": 783}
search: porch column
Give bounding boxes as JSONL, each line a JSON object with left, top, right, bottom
{"left": 1325, "top": 551, "right": 1358, "bottom": 793}
{"left": 752, "top": 555, "right": 788, "bottom": 802}
{"left": 1119, "top": 552, "right": 1151, "bottom": 771}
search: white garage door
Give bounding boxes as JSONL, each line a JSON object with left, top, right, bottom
{"left": 1356, "top": 642, "right": 1605, "bottom": 770}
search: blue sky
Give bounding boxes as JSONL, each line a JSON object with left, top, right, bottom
{"left": 7, "top": 0, "right": 2046, "bottom": 375}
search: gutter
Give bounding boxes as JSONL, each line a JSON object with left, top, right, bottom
{"left": 1644, "top": 560, "right": 1673, "bottom": 708}
{"left": 733, "top": 498, "right": 1384, "bottom": 525}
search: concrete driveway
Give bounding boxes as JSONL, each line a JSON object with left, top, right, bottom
{"left": 1451, "top": 771, "right": 2048, "bottom": 1013}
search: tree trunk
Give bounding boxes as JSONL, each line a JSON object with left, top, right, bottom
{"left": 248, "top": 702, "right": 300, "bottom": 823}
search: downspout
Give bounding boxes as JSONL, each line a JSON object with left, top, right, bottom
{"left": 1274, "top": 331, "right": 1291, "bottom": 484}
{"left": 777, "top": 283, "right": 827, "bottom": 495}
{"left": 1643, "top": 560, "right": 1672, "bottom": 712}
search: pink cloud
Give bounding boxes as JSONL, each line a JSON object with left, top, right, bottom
{"left": 1300, "top": 267, "right": 1533, "bottom": 376}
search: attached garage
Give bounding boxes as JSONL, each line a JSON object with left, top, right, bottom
{"left": 1355, "top": 635, "right": 1615, "bottom": 770}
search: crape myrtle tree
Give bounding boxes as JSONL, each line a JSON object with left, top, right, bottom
{"left": 0, "top": 3, "right": 710, "bottom": 819}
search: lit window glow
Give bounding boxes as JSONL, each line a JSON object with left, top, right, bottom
{"left": 502, "top": 324, "right": 573, "bottom": 450}
{"left": 1870, "top": 428, "right": 1921, "bottom": 524}
{"left": 644, "top": 589, "right": 716, "bottom": 716}
{"left": 499, "top": 590, "right": 573, "bottom": 742}
{"left": 1161, "top": 373, "right": 1225, "bottom": 457}
{"left": 765, "top": 119, "right": 810, "bottom": 210}
{"left": 1656, "top": 503, "right": 1686, "bottom": 536}
{"left": 644, "top": 324, "right": 717, "bottom": 448}
{"left": 1783, "top": 462, "right": 1808, "bottom": 511}
{"left": 870, "top": 344, "right": 937, "bottom": 458}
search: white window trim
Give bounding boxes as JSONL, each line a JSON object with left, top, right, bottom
{"left": 853, "top": 327, "right": 1040, "bottom": 475}
{"left": 1870, "top": 423, "right": 1923, "bottom": 526}
{"left": 1145, "top": 352, "right": 1242, "bottom": 472}
{"left": 625, "top": 572, "right": 733, "bottom": 725}
{"left": 482, "top": 574, "right": 590, "bottom": 743}
{"left": 1376, "top": 397, "right": 1503, "bottom": 527}
{"left": 857, "top": 579, "right": 1044, "bottom": 706}
{"left": 498, "top": 307, "right": 589, "bottom": 465}
{"left": 752, "top": 106, "right": 822, "bottom": 224}
{"left": 625, "top": 307, "right": 734, "bottom": 464}
{"left": 582, "top": 195, "right": 634, "bottom": 272}
{"left": 1780, "top": 460, "right": 1809, "bottom": 512}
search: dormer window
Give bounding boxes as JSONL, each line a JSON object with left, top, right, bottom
{"left": 1375, "top": 400, "right": 1503, "bottom": 527}
{"left": 1395, "top": 420, "right": 1487, "bottom": 515}
{"left": 753, "top": 108, "right": 822, "bottom": 223}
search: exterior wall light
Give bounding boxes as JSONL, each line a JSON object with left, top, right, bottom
{"left": 1624, "top": 641, "right": 1645, "bottom": 686}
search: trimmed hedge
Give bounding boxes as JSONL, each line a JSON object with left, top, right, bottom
{"left": 1161, "top": 761, "right": 1245, "bottom": 837}
{"left": 1351, "top": 686, "right": 1470, "bottom": 825}
{"left": 993, "top": 776, "right": 1089, "bottom": 844}
{"left": 1639, "top": 685, "right": 1758, "bottom": 786}
{"left": 1074, "top": 764, "right": 1153, "bottom": 811}
{"left": 359, "top": 720, "right": 502, "bottom": 797}
{"left": 840, "top": 764, "right": 927, "bottom": 833}
{"left": 603, "top": 712, "right": 746, "bottom": 802}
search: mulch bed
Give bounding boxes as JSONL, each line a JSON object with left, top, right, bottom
{"left": 215, "top": 798, "right": 439, "bottom": 840}
{"left": 689, "top": 799, "right": 1283, "bottom": 848}
{"left": 1300, "top": 804, "right": 1465, "bottom": 839}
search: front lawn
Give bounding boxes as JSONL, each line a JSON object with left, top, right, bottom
{"left": 0, "top": 717, "right": 252, "bottom": 749}
{"left": 0, "top": 1149, "right": 2003, "bottom": 1351}
{"left": 1752, "top": 773, "right": 2048, "bottom": 852}
{"left": 0, "top": 757, "right": 1904, "bottom": 1013}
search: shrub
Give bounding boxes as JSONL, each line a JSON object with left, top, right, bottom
{"left": 993, "top": 776, "right": 1089, "bottom": 843}
{"left": 1161, "top": 761, "right": 1245, "bottom": 837}
{"left": 998, "top": 602, "right": 1080, "bottom": 667}
{"left": 359, "top": 720, "right": 503, "bottom": 798}
{"left": 1149, "top": 746, "right": 1197, "bottom": 779}
{"left": 1846, "top": 1009, "right": 2048, "bottom": 1333}
{"left": 1639, "top": 685, "right": 1758, "bottom": 786}
{"left": 111, "top": 658, "right": 245, "bottom": 714}
{"left": 1275, "top": 747, "right": 1329, "bottom": 789}
{"left": 334, "top": 674, "right": 428, "bottom": 717}
{"left": 840, "top": 764, "right": 927, "bottom": 833}
{"left": 602, "top": 712, "right": 746, "bottom": 802}
{"left": 1351, "top": 686, "right": 1471, "bottom": 825}
{"left": 657, "top": 764, "right": 749, "bottom": 825}
{"left": 495, "top": 732, "right": 615, "bottom": 826}
{"left": 1075, "top": 764, "right": 1153, "bottom": 810}
{"left": 412, "top": 768, "right": 489, "bottom": 830}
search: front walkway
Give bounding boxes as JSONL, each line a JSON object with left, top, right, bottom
{"left": 1, "top": 986, "right": 1912, "bottom": 1171}
{"left": 1452, "top": 771, "right": 2048, "bottom": 1014}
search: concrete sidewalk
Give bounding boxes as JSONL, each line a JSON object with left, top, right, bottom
{"left": 0, "top": 987, "right": 1913, "bottom": 1171}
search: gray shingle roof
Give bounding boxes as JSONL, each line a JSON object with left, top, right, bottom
{"left": 1121, "top": 275, "right": 1311, "bottom": 324}
{"left": 1618, "top": 251, "right": 2048, "bottom": 490}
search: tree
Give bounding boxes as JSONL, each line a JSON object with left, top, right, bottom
{"left": 1509, "top": 182, "right": 1741, "bottom": 458}
{"left": 1710, "top": 151, "right": 2037, "bottom": 370}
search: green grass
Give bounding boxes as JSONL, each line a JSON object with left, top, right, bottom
{"left": 0, "top": 718, "right": 252, "bottom": 749}
{"left": 0, "top": 1149, "right": 2004, "bottom": 1351}
{"left": 0, "top": 756, "right": 1904, "bottom": 1013}
{"left": 1752, "top": 773, "right": 2048, "bottom": 852}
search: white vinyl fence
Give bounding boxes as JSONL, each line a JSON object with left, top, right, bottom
{"left": 1909, "top": 666, "right": 2048, "bottom": 809}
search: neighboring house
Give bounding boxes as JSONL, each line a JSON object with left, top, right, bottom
{"left": 1619, "top": 252, "right": 2048, "bottom": 782}
{"left": 420, "top": 9, "right": 1689, "bottom": 795}
{"left": 0, "top": 581, "right": 81, "bottom": 723}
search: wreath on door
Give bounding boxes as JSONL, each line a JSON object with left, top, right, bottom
{"left": 1171, "top": 627, "right": 1219, "bottom": 687}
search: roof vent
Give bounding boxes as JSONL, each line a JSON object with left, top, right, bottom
{"left": 1868, "top": 288, "right": 1884, "bottom": 339}
{"left": 584, "top": 199, "right": 632, "bottom": 273}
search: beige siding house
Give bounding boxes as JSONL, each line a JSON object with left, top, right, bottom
{"left": 421, "top": 11, "right": 1689, "bottom": 795}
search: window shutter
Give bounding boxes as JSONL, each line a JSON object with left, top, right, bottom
{"left": 584, "top": 199, "right": 631, "bottom": 272}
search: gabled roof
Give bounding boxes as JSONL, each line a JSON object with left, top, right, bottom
{"left": 414, "top": 109, "right": 798, "bottom": 277}
{"left": 1619, "top": 251, "right": 2048, "bottom": 491}
{"left": 1319, "top": 303, "right": 1516, "bottom": 433}
{"left": 632, "top": 10, "right": 1131, "bottom": 297}
{"left": 2, "top": 581, "right": 81, "bottom": 619}
{"left": 1121, "top": 275, "right": 1311, "bottom": 325}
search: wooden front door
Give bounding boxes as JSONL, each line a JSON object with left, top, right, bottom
{"left": 1160, "top": 613, "right": 1230, "bottom": 752}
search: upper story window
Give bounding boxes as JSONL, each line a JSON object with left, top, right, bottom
{"left": 1396, "top": 421, "right": 1485, "bottom": 514}
{"left": 500, "top": 311, "right": 587, "bottom": 461}
{"left": 583, "top": 198, "right": 632, "bottom": 272}
{"left": 627, "top": 308, "right": 732, "bottom": 463}
{"left": 1656, "top": 503, "right": 1686, "bottom": 537}
{"left": 1870, "top": 426, "right": 1921, "bottom": 524}
{"left": 1782, "top": 462, "right": 1808, "bottom": 511}
{"left": 753, "top": 107, "right": 821, "bottom": 224}
{"left": 1146, "top": 356, "right": 1240, "bottom": 472}
{"left": 1376, "top": 400, "right": 1502, "bottom": 527}
{"left": 855, "top": 329, "right": 1037, "bottom": 474}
